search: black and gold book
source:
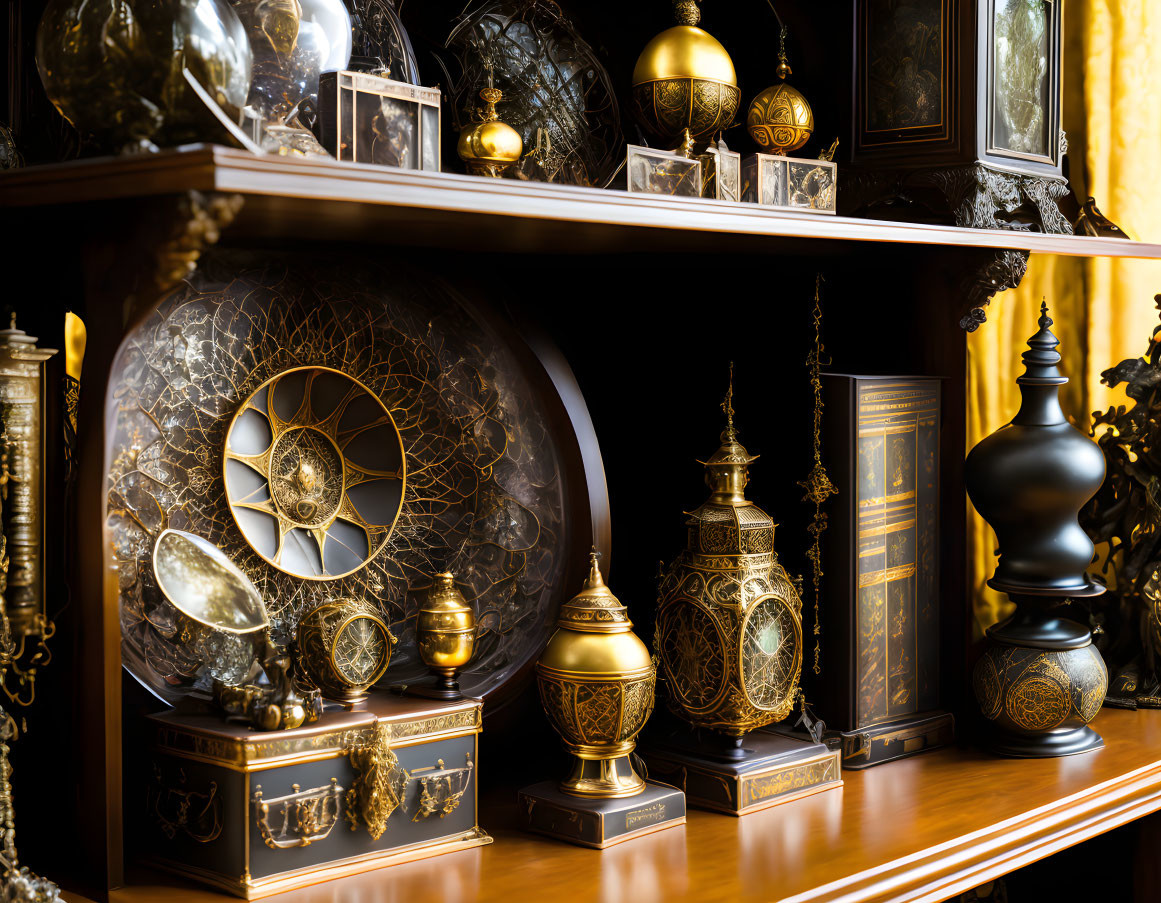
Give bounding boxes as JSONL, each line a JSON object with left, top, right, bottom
{"left": 813, "top": 375, "right": 953, "bottom": 768}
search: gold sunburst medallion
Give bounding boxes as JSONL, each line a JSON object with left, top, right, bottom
{"left": 223, "top": 367, "right": 406, "bottom": 580}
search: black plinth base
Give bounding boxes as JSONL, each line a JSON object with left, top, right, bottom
{"left": 769, "top": 711, "right": 955, "bottom": 770}
{"left": 517, "top": 780, "right": 686, "bottom": 849}
{"left": 639, "top": 724, "right": 841, "bottom": 816}
{"left": 984, "top": 723, "right": 1104, "bottom": 758}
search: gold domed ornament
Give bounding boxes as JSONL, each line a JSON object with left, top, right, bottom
{"left": 632, "top": 0, "right": 740, "bottom": 151}
{"left": 747, "top": 26, "right": 814, "bottom": 155}
{"left": 414, "top": 572, "right": 478, "bottom": 699}
{"left": 458, "top": 80, "right": 524, "bottom": 178}
{"left": 519, "top": 551, "right": 687, "bottom": 848}
{"left": 639, "top": 367, "right": 841, "bottom": 815}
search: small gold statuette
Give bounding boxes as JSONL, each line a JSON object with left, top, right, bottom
{"left": 537, "top": 552, "right": 655, "bottom": 798}
{"left": 746, "top": 26, "right": 814, "bottom": 156}
{"left": 655, "top": 368, "right": 803, "bottom": 751}
{"left": 415, "top": 573, "right": 477, "bottom": 699}
{"left": 457, "top": 80, "right": 523, "bottom": 178}
{"left": 297, "top": 597, "right": 396, "bottom": 706}
{"left": 632, "top": 0, "right": 740, "bottom": 152}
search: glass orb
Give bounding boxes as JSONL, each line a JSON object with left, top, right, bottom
{"left": 231, "top": 0, "right": 352, "bottom": 122}
{"left": 36, "top": 0, "right": 253, "bottom": 152}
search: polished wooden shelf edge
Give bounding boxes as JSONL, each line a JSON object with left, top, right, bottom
{"left": 53, "top": 710, "right": 1161, "bottom": 903}
{"left": 791, "top": 757, "right": 1161, "bottom": 903}
{"left": 2, "top": 144, "right": 1159, "bottom": 259}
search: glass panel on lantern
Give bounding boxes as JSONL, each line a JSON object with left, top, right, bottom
{"left": 991, "top": 0, "right": 1052, "bottom": 158}
{"left": 626, "top": 146, "right": 703, "bottom": 198}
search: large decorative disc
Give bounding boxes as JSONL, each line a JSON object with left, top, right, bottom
{"left": 224, "top": 367, "right": 405, "bottom": 579}
{"left": 738, "top": 595, "right": 802, "bottom": 712}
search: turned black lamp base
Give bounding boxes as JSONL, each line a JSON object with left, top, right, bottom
{"left": 973, "top": 590, "right": 1109, "bottom": 759}
{"left": 983, "top": 723, "right": 1104, "bottom": 758}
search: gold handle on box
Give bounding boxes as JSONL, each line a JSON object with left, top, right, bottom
{"left": 252, "top": 778, "right": 343, "bottom": 850}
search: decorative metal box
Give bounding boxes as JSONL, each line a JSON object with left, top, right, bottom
{"left": 741, "top": 153, "right": 836, "bottom": 214}
{"left": 849, "top": 0, "right": 1069, "bottom": 232}
{"left": 814, "top": 376, "right": 952, "bottom": 768}
{"left": 317, "top": 70, "right": 441, "bottom": 171}
{"left": 699, "top": 144, "right": 742, "bottom": 202}
{"left": 626, "top": 145, "right": 702, "bottom": 198}
{"left": 144, "top": 694, "right": 489, "bottom": 898}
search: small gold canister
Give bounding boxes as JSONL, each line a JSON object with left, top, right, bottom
{"left": 536, "top": 552, "right": 655, "bottom": 798}
{"left": 297, "top": 597, "right": 396, "bottom": 706}
{"left": 416, "top": 572, "right": 477, "bottom": 699}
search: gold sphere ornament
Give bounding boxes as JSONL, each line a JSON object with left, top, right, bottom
{"left": 536, "top": 551, "right": 655, "bottom": 798}
{"left": 655, "top": 366, "right": 803, "bottom": 751}
{"left": 296, "top": 597, "right": 396, "bottom": 705}
{"left": 747, "top": 27, "right": 814, "bottom": 155}
{"left": 416, "top": 572, "right": 478, "bottom": 699}
{"left": 457, "top": 85, "right": 524, "bottom": 178}
{"left": 632, "top": 0, "right": 740, "bottom": 147}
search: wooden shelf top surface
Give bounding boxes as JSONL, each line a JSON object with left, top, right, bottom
{"left": 83, "top": 709, "right": 1161, "bottom": 903}
{"left": 4, "top": 144, "right": 1161, "bottom": 258}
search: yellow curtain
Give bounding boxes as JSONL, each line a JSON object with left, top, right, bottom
{"left": 967, "top": 0, "right": 1161, "bottom": 637}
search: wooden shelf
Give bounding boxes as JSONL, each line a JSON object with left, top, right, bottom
{"left": 4, "top": 145, "right": 1161, "bottom": 257}
{"left": 62, "top": 709, "right": 1161, "bottom": 903}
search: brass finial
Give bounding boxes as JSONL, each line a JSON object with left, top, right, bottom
{"left": 585, "top": 546, "right": 605, "bottom": 589}
{"left": 776, "top": 25, "right": 792, "bottom": 79}
{"left": 721, "top": 362, "right": 737, "bottom": 442}
{"left": 674, "top": 0, "right": 700, "bottom": 26}
{"left": 479, "top": 86, "right": 503, "bottom": 123}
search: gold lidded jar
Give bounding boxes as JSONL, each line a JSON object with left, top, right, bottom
{"left": 457, "top": 86, "right": 523, "bottom": 178}
{"left": 416, "top": 572, "right": 478, "bottom": 698}
{"left": 655, "top": 369, "right": 803, "bottom": 751}
{"left": 296, "top": 597, "right": 396, "bottom": 705}
{"left": 536, "top": 551, "right": 655, "bottom": 798}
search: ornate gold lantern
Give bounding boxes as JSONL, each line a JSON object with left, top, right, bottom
{"left": 296, "top": 597, "right": 396, "bottom": 705}
{"left": 0, "top": 315, "right": 57, "bottom": 638}
{"left": 536, "top": 552, "right": 655, "bottom": 798}
{"left": 654, "top": 373, "right": 803, "bottom": 751}
{"left": 415, "top": 572, "right": 477, "bottom": 699}
{"left": 457, "top": 84, "right": 523, "bottom": 178}
{"left": 631, "top": 0, "right": 739, "bottom": 151}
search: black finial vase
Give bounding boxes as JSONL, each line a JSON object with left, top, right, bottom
{"left": 965, "top": 304, "right": 1109, "bottom": 757}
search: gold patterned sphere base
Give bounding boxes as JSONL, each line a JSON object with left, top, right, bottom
{"left": 973, "top": 632, "right": 1107, "bottom": 758}
{"left": 560, "top": 745, "right": 645, "bottom": 799}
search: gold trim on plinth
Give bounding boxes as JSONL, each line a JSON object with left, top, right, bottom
{"left": 148, "top": 827, "right": 493, "bottom": 900}
{"left": 154, "top": 707, "right": 483, "bottom": 772}
{"left": 651, "top": 748, "right": 842, "bottom": 816}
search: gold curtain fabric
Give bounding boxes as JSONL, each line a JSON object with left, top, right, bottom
{"left": 967, "top": 0, "right": 1161, "bottom": 637}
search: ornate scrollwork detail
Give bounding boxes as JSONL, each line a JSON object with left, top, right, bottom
{"left": 345, "top": 722, "right": 408, "bottom": 840}
{"left": 412, "top": 754, "right": 474, "bottom": 821}
{"left": 150, "top": 766, "right": 224, "bottom": 843}
{"left": 252, "top": 778, "right": 343, "bottom": 849}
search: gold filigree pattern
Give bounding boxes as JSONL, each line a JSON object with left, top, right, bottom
{"left": 346, "top": 722, "right": 407, "bottom": 840}
{"left": 657, "top": 601, "right": 727, "bottom": 713}
{"left": 108, "top": 251, "right": 567, "bottom": 702}
{"left": 739, "top": 596, "right": 801, "bottom": 714}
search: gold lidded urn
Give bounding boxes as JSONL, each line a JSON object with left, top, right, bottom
{"left": 415, "top": 572, "right": 478, "bottom": 699}
{"left": 457, "top": 78, "right": 524, "bottom": 178}
{"left": 536, "top": 551, "right": 655, "bottom": 798}
{"left": 655, "top": 367, "right": 803, "bottom": 754}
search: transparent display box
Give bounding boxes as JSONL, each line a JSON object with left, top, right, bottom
{"left": 741, "top": 153, "right": 837, "bottom": 214}
{"left": 626, "top": 145, "right": 702, "bottom": 198}
{"left": 318, "top": 71, "right": 441, "bottom": 171}
{"left": 699, "top": 146, "right": 742, "bottom": 202}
